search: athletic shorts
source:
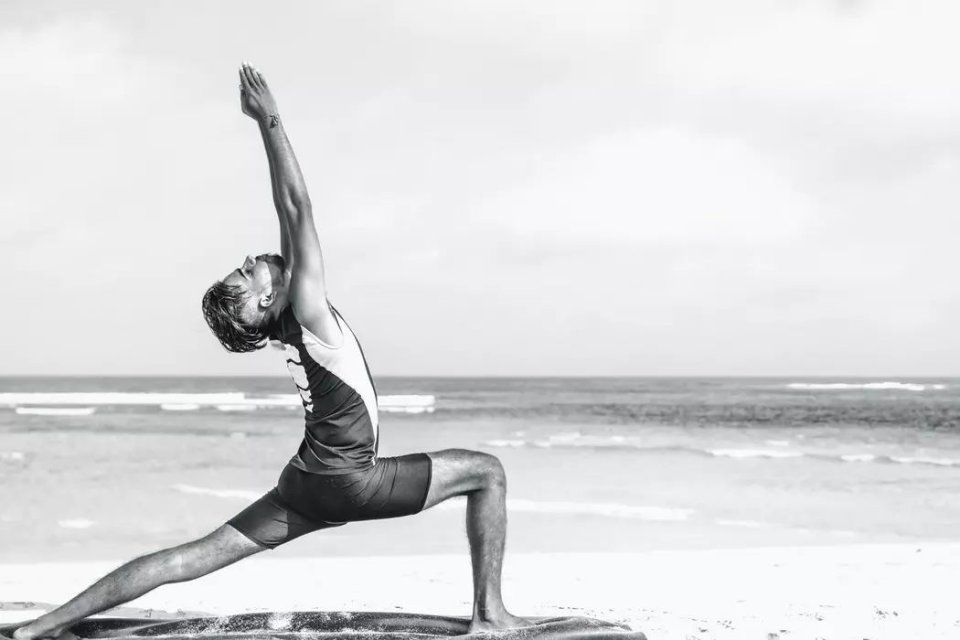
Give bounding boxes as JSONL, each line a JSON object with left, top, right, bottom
{"left": 228, "top": 453, "right": 433, "bottom": 548}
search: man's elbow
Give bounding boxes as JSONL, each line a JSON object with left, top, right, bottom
{"left": 291, "top": 189, "right": 312, "bottom": 212}
{"left": 281, "top": 191, "right": 312, "bottom": 220}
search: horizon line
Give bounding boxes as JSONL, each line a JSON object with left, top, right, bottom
{"left": 0, "top": 374, "right": 957, "bottom": 379}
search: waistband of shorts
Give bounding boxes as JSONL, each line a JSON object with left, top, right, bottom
{"left": 287, "top": 456, "right": 377, "bottom": 476}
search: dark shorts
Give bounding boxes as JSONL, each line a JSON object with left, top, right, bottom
{"left": 228, "top": 453, "right": 433, "bottom": 548}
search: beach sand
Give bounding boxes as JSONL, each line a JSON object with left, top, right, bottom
{"left": 2, "top": 544, "right": 958, "bottom": 640}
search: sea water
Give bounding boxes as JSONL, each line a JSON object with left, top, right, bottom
{"left": 1, "top": 376, "right": 958, "bottom": 562}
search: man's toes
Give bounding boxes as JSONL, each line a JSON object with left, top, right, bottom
{"left": 12, "top": 627, "right": 34, "bottom": 640}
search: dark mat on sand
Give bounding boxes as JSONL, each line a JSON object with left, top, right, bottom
{"left": 1, "top": 611, "right": 646, "bottom": 640}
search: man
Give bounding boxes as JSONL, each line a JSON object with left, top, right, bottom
{"left": 14, "top": 64, "right": 525, "bottom": 640}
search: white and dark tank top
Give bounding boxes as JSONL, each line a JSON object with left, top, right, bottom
{"left": 270, "top": 303, "right": 379, "bottom": 475}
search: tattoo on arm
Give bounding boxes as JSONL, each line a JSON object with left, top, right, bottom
{"left": 268, "top": 114, "right": 280, "bottom": 129}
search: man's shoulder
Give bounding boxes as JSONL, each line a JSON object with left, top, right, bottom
{"left": 289, "top": 300, "right": 345, "bottom": 349}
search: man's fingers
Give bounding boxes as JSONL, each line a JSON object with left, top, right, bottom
{"left": 248, "top": 64, "right": 266, "bottom": 91}
{"left": 254, "top": 69, "right": 268, "bottom": 89}
{"left": 238, "top": 66, "right": 251, "bottom": 91}
{"left": 243, "top": 63, "right": 259, "bottom": 89}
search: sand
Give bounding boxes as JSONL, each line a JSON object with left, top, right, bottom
{"left": 2, "top": 544, "right": 958, "bottom": 639}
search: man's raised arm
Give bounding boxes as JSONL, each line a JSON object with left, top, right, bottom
{"left": 239, "top": 63, "right": 339, "bottom": 342}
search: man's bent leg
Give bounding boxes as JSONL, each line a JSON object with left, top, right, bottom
{"left": 14, "top": 525, "right": 263, "bottom": 640}
{"left": 422, "top": 449, "right": 526, "bottom": 632}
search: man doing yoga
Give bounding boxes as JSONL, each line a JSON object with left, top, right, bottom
{"left": 14, "top": 64, "right": 525, "bottom": 639}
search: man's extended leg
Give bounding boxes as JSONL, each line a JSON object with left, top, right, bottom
{"left": 422, "top": 449, "right": 527, "bottom": 632}
{"left": 14, "top": 525, "right": 263, "bottom": 640}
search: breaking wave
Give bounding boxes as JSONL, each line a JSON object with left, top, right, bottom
{"left": 786, "top": 382, "right": 947, "bottom": 392}
{"left": 15, "top": 407, "right": 96, "bottom": 416}
{"left": 483, "top": 433, "right": 960, "bottom": 468}
{"left": 1, "top": 392, "right": 434, "bottom": 414}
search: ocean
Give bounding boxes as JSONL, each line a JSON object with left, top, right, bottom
{"left": 2, "top": 376, "right": 959, "bottom": 563}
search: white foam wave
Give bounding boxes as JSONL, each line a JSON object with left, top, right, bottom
{"left": 380, "top": 406, "right": 435, "bottom": 414}
{"left": 435, "top": 497, "right": 692, "bottom": 521}
{"left": 215, "top": 404, "right": 258, "bottom": 412}
{"left": 484, "top": 439, "right": 526, "bottom": 448}
{"left": 1, "top": 392, "right": 247, "bottom": 406}
{"left": 547, "top": 432, "right": 583, "bottom": 443}
{"left": 890, "top": 456, "right": 960, "bottom": 467}
{"left": 530, "top": 432, "right": 628, "bottom": 449}
{"left": 172, "top": 484, "right": 262, "bottom": 501}
{"left": 0, "top": 451, "right": 25, "bottom": 462}
{"left": 483, "top": 434, "right": 960, "bottom": 472}
{"left": 15, "top": 407, "right": 95, "bottom": 416}
{"left": 0, "top": 392, "right": 435, "bottom": 412}
{"left": 709, "top": 448, "right": 803, "bottom": 459}
{"left": 787, "top": 381, "right": 946, "bottom": 391}
{"left": 57, "top": 518, "right": 94, "bottom": 529}
{"left": 161, "top": 403, "right": 200, "bottom": 411}
{"left": 840, "top": 453, "right": 877, "bottom": 462}
{"left": 379, "top": 395, "right": 435, "bottom": 409}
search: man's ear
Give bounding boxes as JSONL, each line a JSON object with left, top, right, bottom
{"left": 259, "top": 291, "right": 276, "bottom": 309}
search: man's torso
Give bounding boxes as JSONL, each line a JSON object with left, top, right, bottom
{"left": 271, "top": 303, "right": 379, "bottom": 474}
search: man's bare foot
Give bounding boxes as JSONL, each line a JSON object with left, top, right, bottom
{"left": 468, "top": 611, "right": 531, "bottom": 634}
{"left": 13, "top": 623, "right": 77, "bottom": 640}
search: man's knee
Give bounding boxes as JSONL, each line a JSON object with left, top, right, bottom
{"left": 450, "top": 449, "right": 505, "bottom": 489}
{"left": 479, "top": 452, "right": 506, "bottom": 489}
{"left": 430, "top": 448, "right": 505, "bottom": 486}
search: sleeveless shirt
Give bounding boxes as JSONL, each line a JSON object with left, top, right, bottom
{"left": 270, "top": 303, "right": 379, "bottom": 474}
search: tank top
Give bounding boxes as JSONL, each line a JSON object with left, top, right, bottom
{"left": 270, "top": 303, "right": 379, "bottom": 474}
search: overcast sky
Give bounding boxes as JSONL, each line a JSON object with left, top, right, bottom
{"left": 3, "top": 0, "right": 959, "bottom": 376}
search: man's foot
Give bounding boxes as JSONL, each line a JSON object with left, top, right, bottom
{"left": 12, "top": 623, "right": 77, "bottom": 640}
{"left": 468, "top": 611, "right": 531, "bottom": 634}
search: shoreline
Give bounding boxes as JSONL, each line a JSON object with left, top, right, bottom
{"left": 3, "top": 544, "right": 959, "bottom": 639}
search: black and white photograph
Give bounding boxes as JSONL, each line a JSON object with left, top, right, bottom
{"left": 2, "top": 1, "right": 959, "bottom": 638}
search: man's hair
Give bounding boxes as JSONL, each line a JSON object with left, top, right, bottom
{"left": 201, "top": 281, "right": 272, "bottom": 353}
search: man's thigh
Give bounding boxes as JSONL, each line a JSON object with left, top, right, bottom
{"left": 226, "top": 486, "right": 339, "bottom": 550}
{"left": 422, "top": 448, "right": 502, "bottom": 510}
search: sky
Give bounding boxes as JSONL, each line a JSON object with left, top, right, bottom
{"left": 2, "top": 0, "right": 959, "bottom": 376}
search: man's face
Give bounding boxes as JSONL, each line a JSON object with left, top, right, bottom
{"left": 221, "top": 253, "right": 287, "bottom": 323}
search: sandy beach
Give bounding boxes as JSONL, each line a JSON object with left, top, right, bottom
{"left": 2, "top": 544, "right": 959, "bottom": 639}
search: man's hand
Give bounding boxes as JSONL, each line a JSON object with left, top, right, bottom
{"left": 239, "top": 62, "right": 279, "bottom": 126}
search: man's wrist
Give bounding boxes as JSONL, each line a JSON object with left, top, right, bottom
{"left": 260, "top": 113, "right": 281, "bottom": 130}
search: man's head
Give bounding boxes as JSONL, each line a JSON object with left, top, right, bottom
{"left": 202, "top": 253, "right": 289, "bottom": 352}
